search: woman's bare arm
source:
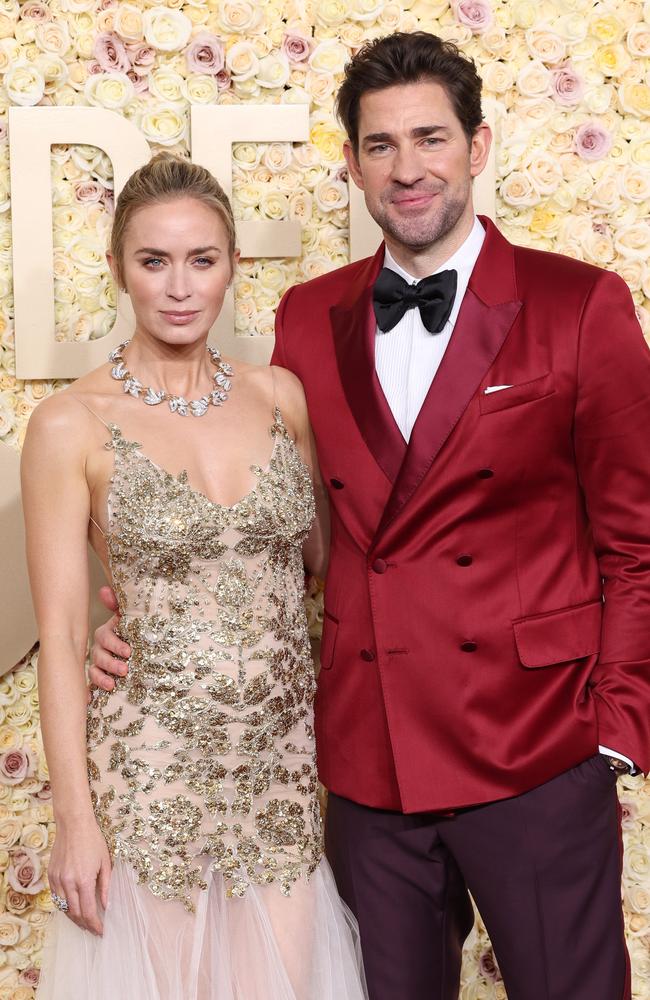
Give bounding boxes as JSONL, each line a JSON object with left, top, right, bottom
{"left": 21, "top": 395, "right": 111, "bottom": 934}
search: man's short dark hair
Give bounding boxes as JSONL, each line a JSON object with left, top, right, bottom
{"left": 336, "top": 32, "right": 484, "bottom": 154}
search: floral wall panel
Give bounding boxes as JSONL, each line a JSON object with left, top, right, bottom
{"left": 0, "top": 0, "right": 648, "bottom": 996}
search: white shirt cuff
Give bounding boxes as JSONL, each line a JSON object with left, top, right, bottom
{"left": 598, "top": 745, "right": 637, "bottom": 774}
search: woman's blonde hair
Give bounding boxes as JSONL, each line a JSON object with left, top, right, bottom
{"left": 109, "top": 152, "right": 236, "bottom": 286}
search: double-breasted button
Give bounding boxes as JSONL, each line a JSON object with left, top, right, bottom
{"left": 372, "top": 558, "right": 388, "bottom": 574}
{"left": 477, "top": 468, "right": 494, "bottom": 479}
{"left": 456, "top": 554, "right": 473, "bottom": 567}
{"left": 330, "top": 478, "right": 344, "bottom": 490}
{"left": 360, "top": 648, "right": 376, "bottom": 662}
{"left": 460, "top": 641, "right": 477, "bottom": 653}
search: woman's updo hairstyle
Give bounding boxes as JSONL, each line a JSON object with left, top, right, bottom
{"left": 109, "top": 152, "right": 236, "bottom": 287}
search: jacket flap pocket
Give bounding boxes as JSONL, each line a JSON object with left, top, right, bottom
{"left": 513, "top": 599, "right": 602, "bottom": 669}
{"left": 319, "top": 610, "right": 339, "bottom": 671}
{"left": 480, "top": 373, "right": 555, "bottom": 415}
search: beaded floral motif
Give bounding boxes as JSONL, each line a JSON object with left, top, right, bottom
{"left": 87, "top": 410, "right": 321, "bottom": 909}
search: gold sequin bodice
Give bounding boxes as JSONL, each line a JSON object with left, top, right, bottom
{"left": 87, "top": 409, "right": 321, "bottom": 908}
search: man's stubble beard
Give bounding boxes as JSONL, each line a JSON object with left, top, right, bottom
{"left": 371, "top": 181, "right": 470, "bottom": 254}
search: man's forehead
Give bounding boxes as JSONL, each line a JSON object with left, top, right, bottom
{"left": 358, "top": 81, "right": 454, "bottom": 125}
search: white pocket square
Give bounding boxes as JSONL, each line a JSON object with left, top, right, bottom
{"left": 484, "top": 384, "right": 514, "bottom": 395}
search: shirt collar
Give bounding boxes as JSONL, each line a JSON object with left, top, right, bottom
{"left": 383, "top": 216, "right": 485, "bottom": 284}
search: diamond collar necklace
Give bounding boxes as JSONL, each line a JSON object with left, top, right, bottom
{"left": 108, "top": 339, "right": 233, "bottom": 417}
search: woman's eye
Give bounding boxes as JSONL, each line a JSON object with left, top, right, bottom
{"left": 194, "top": 257, "right": 214, "bottom": 267}
{"left": 143, "top": 257, "right": 163, "bottom": 268}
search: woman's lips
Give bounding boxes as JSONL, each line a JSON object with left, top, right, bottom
{"left": 160, "top": 311, "right": 200, "bottom": 325}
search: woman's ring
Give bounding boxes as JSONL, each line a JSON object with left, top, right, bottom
{"left": 51, "top": 891, "right": 68, "bottom": 912}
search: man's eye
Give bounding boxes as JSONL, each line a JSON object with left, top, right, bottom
{"left": 369, "top": 144, "right": 390, "bottom": 153}
{"left": 423, "top": 138, "right": 442, "bottom": 146}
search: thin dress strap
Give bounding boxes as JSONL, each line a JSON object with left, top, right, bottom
{"left": 69, "top": 394, "right": 112, "bottom": 537}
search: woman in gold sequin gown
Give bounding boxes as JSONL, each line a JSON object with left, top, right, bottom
{"left": 22, "top": 156, "right": 367, "bottom": 999}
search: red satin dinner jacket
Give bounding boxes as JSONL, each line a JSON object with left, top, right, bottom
{"left": 271, "top": 216, "right": 650, "bottom": 813}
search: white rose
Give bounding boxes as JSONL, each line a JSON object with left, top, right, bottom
{"left": 309, "top": 39, "right": 348, "bottom": 75}
{"left": 84, "top": 72, "right": 134, "bottom": 110}
{"left": 619, "top": 165, "right": 650, "bottom": 204}
{"left": 614, "top": 222, "right": 650, "bottom": 261}
{"left": 347, "top": 0, "right": 385, "bottom": 21}
{"left": 626, "top": 22, "right": 650, "bottom": 58}
{"left": 616, "top": 259, "right": 645, "bottom": 293}
{"left": 215, "top": 0, "right": 262, "bottom": 35}
{"left": 233, "top": 143, "right": 262, "bottom": 171}
{"left": 34, "top": 19, "right": 70, "bottom": 56}
{"left": 183, "top": 74, "right": 219, "bottom": 104}
{"left": 36, "top": 54, "right": 68, "bottom": 94}
{"left": 143, "top": 8, "right": 192, "bottom": 52}
{"left": 554, "top": 13, "right": 588, "bottom": 43}
{"left": 257, "top": 53, "right": 289, "bottom": 89}
{"left": 233, "top": 181, "right": 263, "bottom": 210}
{"left": 149, "top": 67, "right": 185, "bottom": 104}
{"left": 590, "top": 171, "right": 621, "bottom": 212}
{"left": 288, "top": 190, "right": 312, "bottom": 224}
{"left": 226, "top": 40, "right": 259, "bottom": 81}
{"left": 258, "top": 190, "right": 289, "bottom": 221}
{"left": 0, "top": 38, "right": 19, "bottom": 74}
{"left": 515, "top": 97, "right": 556, "bottom": 128}
{"left": 583, "top": 83, "right": 614, "bottom": 114}
{"left": 500, "top": 169, "right": 541, "bottom": 207}
{"left": 261, "top": 142, "right": 292, "bottom": 174}
{"left": 67, "top": 236, "right": 107, "bottom": 275}
{"left": 526, "top": 152, "right": 562, "bottom": 195}
{"left": 272, "top": 169, "right": 299, "bottom": 193}
{"left": 316, "top": 0, "right": 348, "bottom": 27}
{"left": 140, "top": 106, "right": 187, "bottom": 146}
{"left": 516, "top": 60, "right": 551, "bottom": 98}
{"left": 300, "top": 253, "right": 334, "bottom": 279}
{"left": 525, "top": 27, "right": 566, "bottom": 64}
{"left": 5, "top": 63, "right": 45, "bottom": 106}
{"left": 481, "top": 60, "right": 514, "bottom": 94}
{"left": 314, "top": 176, "right": 349, "bottom": 213}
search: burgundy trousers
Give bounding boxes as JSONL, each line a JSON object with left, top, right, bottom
{"left": 325, "top": 755, "right": 630, "bottom": 1000}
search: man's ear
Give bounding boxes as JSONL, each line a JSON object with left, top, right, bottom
{"left": 470, "top": 123, "right": 492, "bottom": 179}
{"left": 343, "top": 140, "right": 365, "bottom": 191}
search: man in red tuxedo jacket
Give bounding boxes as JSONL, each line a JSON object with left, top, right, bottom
{"left": 91, "top": 31, "right": 650, "bottom": 1000}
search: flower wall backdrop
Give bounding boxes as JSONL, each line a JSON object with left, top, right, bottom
{"left": 0, "top": 0, "right": 649, "bottom": 995}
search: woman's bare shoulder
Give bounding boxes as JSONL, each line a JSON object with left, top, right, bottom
{"left": 24, "top": 365, "right": 117, "bottom": 442}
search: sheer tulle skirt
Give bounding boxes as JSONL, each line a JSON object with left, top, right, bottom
{"left": 37, "top": 857, "right": 367, "bottom": 1000}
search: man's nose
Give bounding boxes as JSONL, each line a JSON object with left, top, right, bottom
{"left": 391, "top": 145, "right": 426, "bottom": 186}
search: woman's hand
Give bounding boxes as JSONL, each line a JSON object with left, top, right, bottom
{"left": 48, "top": 818, "right": 112, "bottom": 936}
{"left": 88, "top": 586, "right": 131, "bottom": 693}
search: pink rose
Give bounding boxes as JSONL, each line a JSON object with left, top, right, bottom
{"left": 550, "top": 65, "right": 584, "bottom": 107}
{"left": 479, "top": 948, "right": 501, "bottom": 982}
{"left": 86, "top": 60, "right": 104, "bottom": 77}
{"left": 7, "top": 848, "right": 45, "bottom": 895}
{"left": 282, "top": 32, "right": 312, "bottom": 64}
{"left": 126, "top": 42, "right": 156, "bottom": 77}
{"left": 575, "top": 121, "right": 613, "bottom": 162}
{"left": 97, "top": 0, "right": 117, "bottom": 8}
{"left": 102, "top": 190, "right": 115, "bottom": 215}
{"left": 215, "top": 68, "right": 231, "bottom": 93}
{"left": 19, "top": 969, "right": 41, "bottom": 988}
{"left": 75, "top": 181, "right": 104, "bottom": 204}
{"left": 19, "top": 2, "right": 51, "bottom": 22}
{"left": 453, "top": 0, "right": 492, "bottom": 33}
{"left": 0, "top": 748, "right": 34, "bottom": 786}
{"left": 35, "top": 781, "right": 52, "bottom": 800}
{"left": 127, "top": 69, "right": 150, "bottom": 95}
{"left": 94, "top": 32, "right": 131, "bottom": 74}
{"left": 5, "top": 889, "right": 30, "bottom": 915}
{"left": 185, "top": 32, "right": 225, "bottom": 75}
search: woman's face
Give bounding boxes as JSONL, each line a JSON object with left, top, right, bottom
{"left": 110, "top": 196, "right": 238, "bottom": 348}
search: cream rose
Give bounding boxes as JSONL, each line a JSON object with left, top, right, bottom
{"left": 309, "top": 39, "right": 348, "bottom": 75}
{"left": 140, "top": 107, "right": 187, "bottom": 146}
{"left": 5, "top": 63, "right": 45, "bottom": 106}
{"left": 626, "top": 22, "right": 650, "bottom": 57}
{"left": 589, "top": 13, "right": 625, "bottom": 45}
{"left": 226, "top": 40, "right": 259, "bottom": 81}
{"left": 310, "top": 114, "right": 345, "bottom": 165}
{"left": 261, "top": 143, "right": 292, "bottom": 174}
{"left": 19, "top": 823, "right": 48, "bottom": 853}
{"left": 113, "top": 3, "right": 143, "bottom": 42}
{"left": 619, "top": 82, "right": 650, "bottom": 118}
{"left": 34, "top": 19, "right": 70, "bottom": 56}
{"left": 143, "top": 8, "right": 192, "bottom": 52}
{"left": 526, "top": 27, "right": 566, "bottom": 64}
{"left": 184, "top": 73, "right": 220, "bottom": 104}
{"left": 84, "top": 72, "right": 134, "bottom": 110}
{"left": 516, "top": 61, "right": 551, "bottom": 98}
{"left": 500, "top": 169, "right": 541, "bottom": 207}
{"left": 149, "top": 67, "right": 185, "bottom": 104}
{"left": 527, "top": 152, "right": 562, "bottom": 195}
{"left": 215, "top": 0, "right": 262, "bottom": 35}
{"left": 480, "top": 61, "right": 514, "bottom": 94}
{"left": 0, "top": 915, "right": 29, "bottom": 949}
{"left": 0, "top": 821, "right": 21, "bottom": 850}
{"left": 315, "top": 0, "right": 348, "bottom": 27}
{"left": 233, "top": 143, "right": 262, "bottom": 171}
{"left": 594, "top": 43, "right": 632, "bottom": 78}
{"left": 314, "top": 176, "right": 349, "bottom": 213}
{"left": 619, "top": 165, "right": 650, "bottom": 204}
{"left": 258, "top": 190, "right": 289, "bottom": 221}
{"left": 614, "top": 221, "right": 650, "bottom": 260}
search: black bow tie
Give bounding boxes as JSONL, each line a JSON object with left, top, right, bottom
{"left": 373, "top": 267, "right": 458, "bottom": 334}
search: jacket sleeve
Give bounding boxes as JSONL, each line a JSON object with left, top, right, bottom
{"left": 574, "top": 269, "right": 650, "bottom": 773}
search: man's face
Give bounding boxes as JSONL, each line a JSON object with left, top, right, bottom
{"left": 344, "top": 80, "right": 491, "bottom": 254}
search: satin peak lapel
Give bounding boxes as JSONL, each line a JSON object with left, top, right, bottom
{"left": 374, "top": 218, "right": 523, "bottom": 540}
{"left": 330, "top": 245, "right": 406, "bottom": 483}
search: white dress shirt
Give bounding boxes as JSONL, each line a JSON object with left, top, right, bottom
{"left": 375, "top": 215, "right": 485, "bottom": 442}
{"left": 373, "top": 216, "right": 635, "bottom": 774}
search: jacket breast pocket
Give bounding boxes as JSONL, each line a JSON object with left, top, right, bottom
{"left": 513, "top": 599, "right": 602, "bottom": 669}
{"left": 319, "top": 610, "right": 339, "bottom": 671}
{"left": 479, "top": 373, "right": 555, "bottom": 415}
